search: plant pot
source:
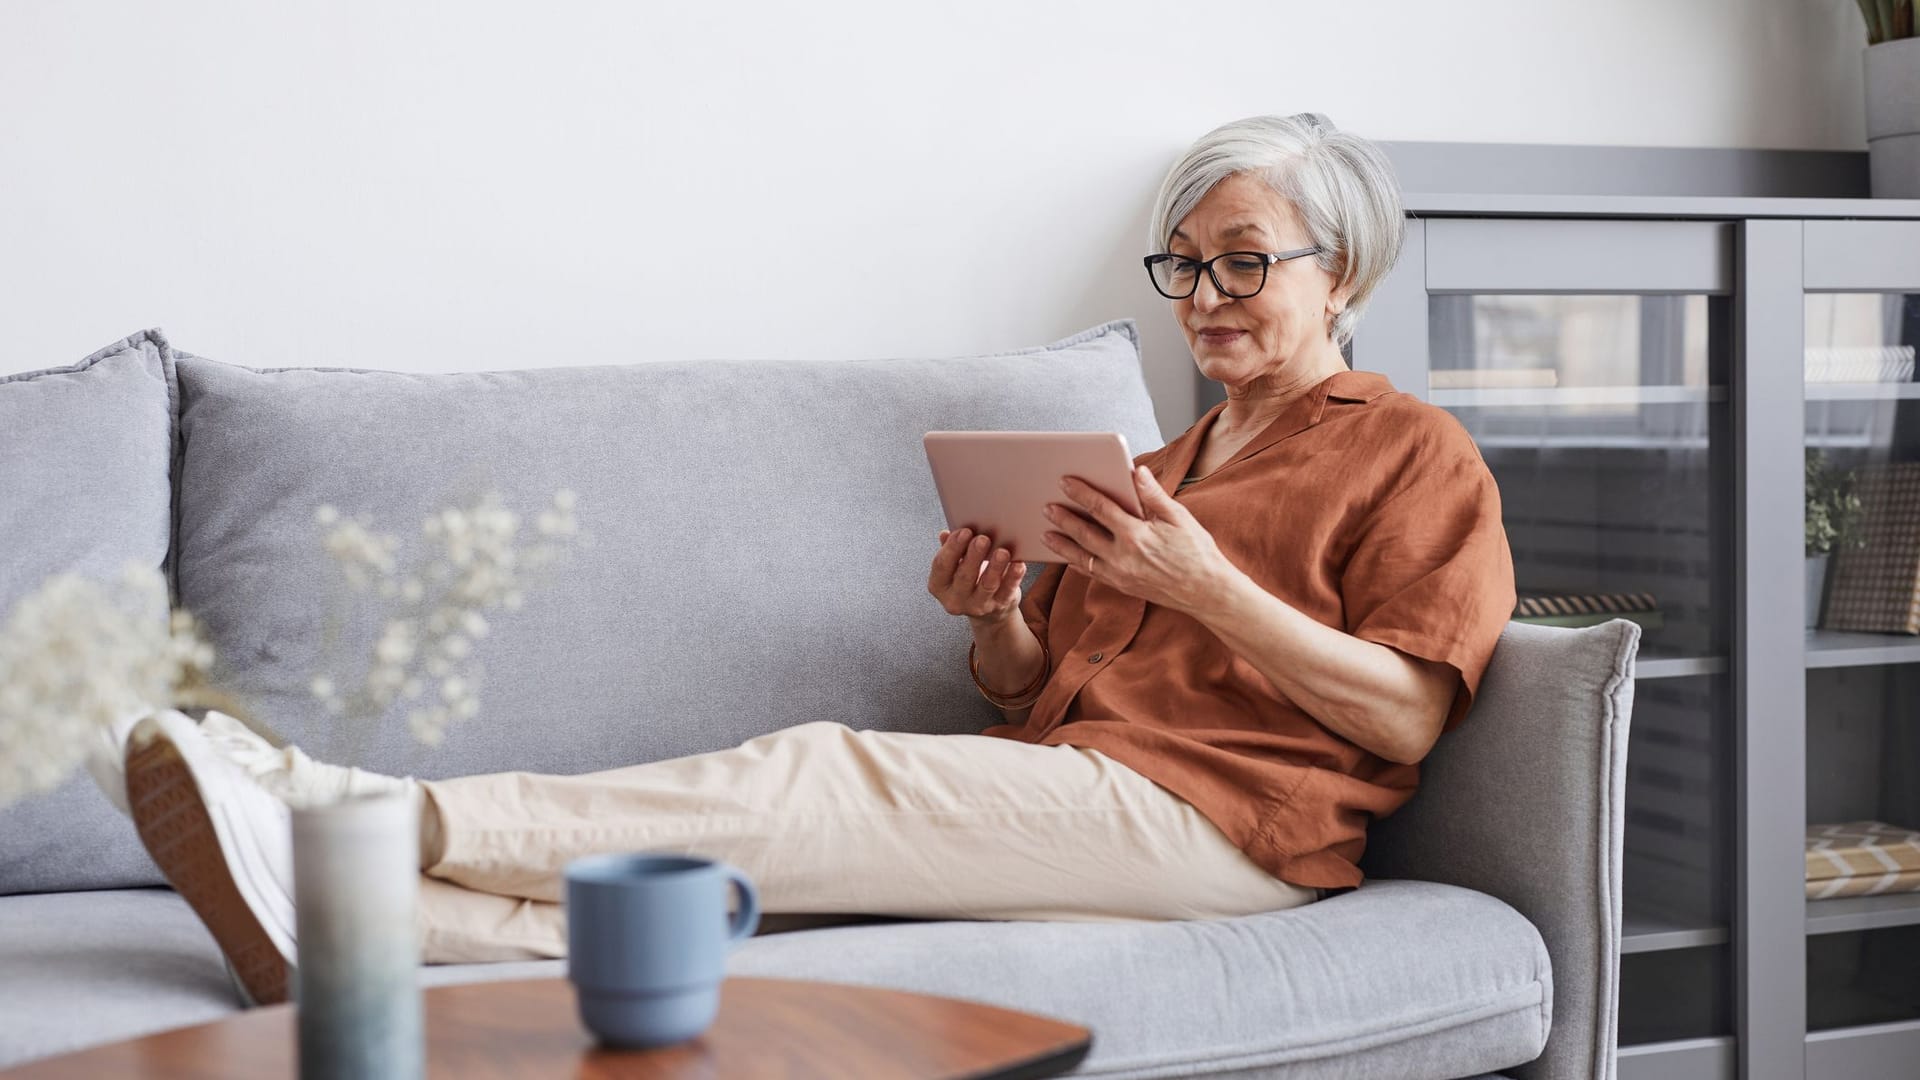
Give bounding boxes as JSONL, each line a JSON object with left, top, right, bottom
{"left": 1866, "top": 37, "right": 1920, "bottom": 198}
{"left": 291, "top": 792, "right": 423, "bottom": 1080}
{"left": 1807, "top": 554, "right": 1831, "bottom": 630}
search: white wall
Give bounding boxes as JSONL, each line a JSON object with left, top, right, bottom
{"left": 0, "top": 0, "right": 1871, "bottom": 437}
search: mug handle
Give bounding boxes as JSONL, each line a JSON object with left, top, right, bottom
{"left": 722, "top": 864, "right": 760, "bottom": 942}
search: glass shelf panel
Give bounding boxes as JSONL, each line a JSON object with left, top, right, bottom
{"left": 1626, "top": 674, "right": 1733, "bottom": 931}
{"left": 1619, "top": 946, "right": 1732, "bottom": 1045}
{"left": 1806, "top": 630, "right": 1920, "bottom": 669}
{"left": 1808, "top": 892, "right": 1920, "bottom": 936}
{"left": 1431, "top": 294, "right": 1713, "bottom": 390}
{"left": 1804, "top": 665, "right": 1920, "bottom": 934}
{"left": 1624, "top": 901, "right": 1731, "bottom": 954}
{"left": 1433, "top": 294, "right": 1732, "bottom": 663}
{"left": 1808, "top": 925, "right": 1920, "bottom": 1031}
{"left": 1431, "top": 292, "right": 1735, "bottom": 1046}
{"left": 1803, "top": 294, "right": 1920, "bottom": 948}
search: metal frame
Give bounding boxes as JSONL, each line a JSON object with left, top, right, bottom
{"left": 1732, "top": 219, "right": 1807, "bottom": 1080}
{"left": 1424, "top": 219, "right": 1733, "bottom": 296}
{"left": 1381, "top": 142, "right": 1870, "bottom": 200}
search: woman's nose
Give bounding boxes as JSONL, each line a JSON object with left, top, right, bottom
{"left": 1191, "top": 272, "right": 1230, "bottom": 312}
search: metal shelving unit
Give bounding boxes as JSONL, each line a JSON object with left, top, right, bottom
{"left": 1330, "top": 143, "right": 1920, "bottom": 1080}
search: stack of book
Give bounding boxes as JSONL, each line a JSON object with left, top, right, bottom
{"left": 1806, "top": 821, "right": 1920, "bottom": 900}
{"left": 1513, "top": 592, "right": 1663, "bottom": 632}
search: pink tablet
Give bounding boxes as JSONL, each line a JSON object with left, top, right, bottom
{"left": 923, "top": 431, "right": 1141, "bottom": 564}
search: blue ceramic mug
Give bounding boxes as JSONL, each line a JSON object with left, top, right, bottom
{"left": 563, "top": 853, "right": 761, "bottom": 1048}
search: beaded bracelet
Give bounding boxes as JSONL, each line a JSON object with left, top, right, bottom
{"left": 968, "top": 634, "right": 1052, "bottom": 710}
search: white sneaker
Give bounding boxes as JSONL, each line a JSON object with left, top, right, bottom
{"left": 125, "top": 710, "right": 297, "bottom": 1007}
{"left": 200, "top": 709, "right": 418, "bottom": 812}
{"left": 81, "top": 703, "right": 161, "bottom": 818}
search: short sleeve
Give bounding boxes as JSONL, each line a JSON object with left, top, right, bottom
{"left": 1340, "top": 439, "right": 1515, "bottom": 735}
{"left": 1019, "top": 561, "right": 1066, "bottom": 648}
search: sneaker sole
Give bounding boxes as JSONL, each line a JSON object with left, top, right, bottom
{"left": 127, "top": 733, "right": 291, "bottom": 1006}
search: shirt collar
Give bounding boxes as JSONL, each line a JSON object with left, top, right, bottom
{"left": 1152, "top": 369, "right": 1398, "bottom": 491}
{"left": 1323, "top": 369, "right": 1395, "bottom": 404}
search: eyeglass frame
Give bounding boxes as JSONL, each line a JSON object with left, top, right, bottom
{"left": 1141, "top": 246, "right": 1322, "bottom": 300}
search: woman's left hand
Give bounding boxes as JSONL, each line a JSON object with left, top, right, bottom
{"left": 1043, "top": 466, "right": 1234, "bottom": 615}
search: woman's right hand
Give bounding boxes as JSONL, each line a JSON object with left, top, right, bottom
{"left": 928, "top": 528, "right": 1026, "bottom": 624}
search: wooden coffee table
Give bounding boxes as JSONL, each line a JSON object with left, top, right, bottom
{"left": 2, "top": 976, "right": 1092, "bottom": 1079}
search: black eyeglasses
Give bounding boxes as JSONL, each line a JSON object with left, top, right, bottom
{"left": 1142, "top": 247, "right": 1321, "bottom": 300}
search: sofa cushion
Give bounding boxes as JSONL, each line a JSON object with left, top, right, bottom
{"left": 0, "top": 889, "right": 235, "bottom": 1068}
{"left": 0, "top": 329, "right": 177, "bottom": 895}
{"left": 170, "top": 321, "right": 1161, "bottom": 782}
{"left": 0, "top": 880, "right": 1546, "bottom": 1078}
{"left": 718, "top": 879, "right": 1549, "bottom": 1079}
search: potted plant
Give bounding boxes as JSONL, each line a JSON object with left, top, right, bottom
{"left": 1858, "top": 1, "right": 1920, "bottom": 196}
{"left": 1806, "top": 450, "right": 1866, "bottom": 627}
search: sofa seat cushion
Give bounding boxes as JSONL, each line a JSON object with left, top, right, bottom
{"left": 1, "top": 880, "right": 1548, "bottom": 1079}
{"left": 426, "top": 881, "right": 1550, "bottom": 1079}
{"left": 0, "top": 889, "right": 237, "bottom": 1069}
{"left": 717, "top": 879, "right": 1551, "bottom": 1079}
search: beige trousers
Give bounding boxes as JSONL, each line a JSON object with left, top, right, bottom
{"left": 414, "top": 721, "right": 1318, "bottom": 964}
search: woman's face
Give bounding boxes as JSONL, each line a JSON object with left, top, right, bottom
{"left": 1166, "top": 172, "right": 1350, "bottom": 390}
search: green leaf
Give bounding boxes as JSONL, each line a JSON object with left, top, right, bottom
{"left": 1859, "top": 0, "right": 1884, "bottom": 43}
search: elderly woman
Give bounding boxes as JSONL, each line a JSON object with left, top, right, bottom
{"left": 120, "top": 112, "right": 1515, "bottom": 1006}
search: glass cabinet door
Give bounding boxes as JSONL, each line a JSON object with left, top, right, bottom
{"left": 1800, "top": 222, "right": 1920, "bottom": 1062}
{"left": 1359, "top": 218, "right": 1740, "bottom": 1052}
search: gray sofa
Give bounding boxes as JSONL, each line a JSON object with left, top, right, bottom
{"left": 0, "top": 324, "right": 1638, "bottom": 1078}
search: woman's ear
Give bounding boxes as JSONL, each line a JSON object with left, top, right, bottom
{"left": 1326, "top": 282, "right": 1354, "bottom": 319}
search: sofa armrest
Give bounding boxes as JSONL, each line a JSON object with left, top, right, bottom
{"left": 1361, "top": 619, "right": 1639, "bottom": 1080}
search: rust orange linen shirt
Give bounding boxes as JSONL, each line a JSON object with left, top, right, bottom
{"left": 981, "top": 368, "right": 1516, "bottom": 889}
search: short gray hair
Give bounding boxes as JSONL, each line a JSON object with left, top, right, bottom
{"left": 1148, "top": 113, "right": 1405, "bottom": 348}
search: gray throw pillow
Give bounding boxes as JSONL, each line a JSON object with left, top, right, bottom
{"left": 171, "top": 321, "right": 1162, "bottom": 784}
{"left": 0, "top": 329, "right": 177, "bottom": 895}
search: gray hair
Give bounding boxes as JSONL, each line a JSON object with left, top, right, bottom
{"left": 1148, "top": 113, "right": 1405, "bottom": 348}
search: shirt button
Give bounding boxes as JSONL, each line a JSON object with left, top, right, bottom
{"left": 1088, "top": 652, "right": 1104, "bottom": 663}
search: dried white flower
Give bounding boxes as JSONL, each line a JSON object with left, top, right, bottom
{"left": 312, "top": 488, "right": 581, "bottom": 751}
{"left": 0, "top": 561, "right": 215, "bottom": 809}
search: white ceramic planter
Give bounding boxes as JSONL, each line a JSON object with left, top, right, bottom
{"left": 1866, "top": 37, "right": 1920, "bottom": 198}
{"left": 1806, "top": 554, "right": 1830, "bottom": 629}
{"left": 291, "top": 792, "right": 424, "bottom": 1080}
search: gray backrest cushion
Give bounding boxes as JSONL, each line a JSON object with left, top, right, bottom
{"left": 172, "top": 321, "right": 1162, "bottom": 780}
{"left": 0, "top": 329, "right": 178, "bottom": 894}
{"left": 1362, "top": 618, "right": 1640, "bottom": 1080}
